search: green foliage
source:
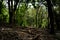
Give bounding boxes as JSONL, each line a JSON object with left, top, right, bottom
{"left": 26, "top": 7, "right": 36, "bottom": 27}
{"left": 0, "top": 1, "right": 48, "bottom": 28}
{"left": 0, "top": 1, "right": 9, "bottom": 23}
{"left": 16, "top": 3, "right": 27, "bottom": 26}
{"left": 15, "top": 2, "right": 48, "bottom": 28}
{"left": 37, "top": 5, "right": 48, "bottom": 28}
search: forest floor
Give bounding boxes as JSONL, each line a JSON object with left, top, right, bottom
{"left": 0, "top": 26, "right": 59, "bottom": 40}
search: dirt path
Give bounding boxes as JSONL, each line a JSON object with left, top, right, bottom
{"left": 0, "top": 27, "right": 58, "bottom": 40}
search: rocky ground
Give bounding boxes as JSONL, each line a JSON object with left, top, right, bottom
{"left": 0, "top": 27, "right": 59, "bottom": 40}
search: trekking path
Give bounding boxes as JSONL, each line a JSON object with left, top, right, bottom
{"left": 0, "top": 27, "right": 58, "bottom": 40}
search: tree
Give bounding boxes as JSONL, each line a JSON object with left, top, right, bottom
{"left": 52, "top": 0, "right": 60, "bottom": 30}
{"left": 0, "top": 0, "right": 3, "bottom": 26}
{"left": 46, "top": 0, "right": 54, "bottom": 34}
{"left": 8, "top": 0, "right": 19, "bottom": 25}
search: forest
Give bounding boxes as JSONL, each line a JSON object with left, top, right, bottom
{"left": 0, "top": 0, "right": 60, "bottom": 40}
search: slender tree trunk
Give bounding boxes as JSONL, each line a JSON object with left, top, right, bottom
{"left": 8, "top": 0, "right": 19, "bottom": 26}
{"left": 36, "top": 7, "right": 39, "bottom": 28}
{"left": 8, "top": 0, "right": 12, "bottom": 24}
{"left": 46, "top": 0, "right": 54, "bottom": 34}
{"left": 11, "top": 0, "right": 15, "bottom": 25}
{"left": 0, "top": 0, "right": 3, "bottom": 26}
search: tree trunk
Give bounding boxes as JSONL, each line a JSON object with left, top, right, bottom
{"left": 11, "top": 0, "right": 15, "bottom": 25}
{"left": 0, "top": 0, "right": 3, "bottom": 26}
{"left": 46, "top": 0, "right": 54, "bottom": 34}
{"left": 8, "top": 0, "right": 19, "bottom": 26}
{"left": 8, "top": 0, "right": 12, "bottom": 24}
{"left": 56, "top": 4, "right": 60, "bottom": 30}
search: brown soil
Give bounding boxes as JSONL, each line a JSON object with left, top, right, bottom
{"left": 0, "top": 27, "right": 57, "bottom": 40}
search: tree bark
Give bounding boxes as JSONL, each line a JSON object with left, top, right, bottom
{"left": 8, "top": 0, "right": 19, "bottom": 25}
{"left": 8, "top": 0, "right": 12, "bottom": 24}
{"left": 46, "top": 0, "right": 54, "bottom": 34}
